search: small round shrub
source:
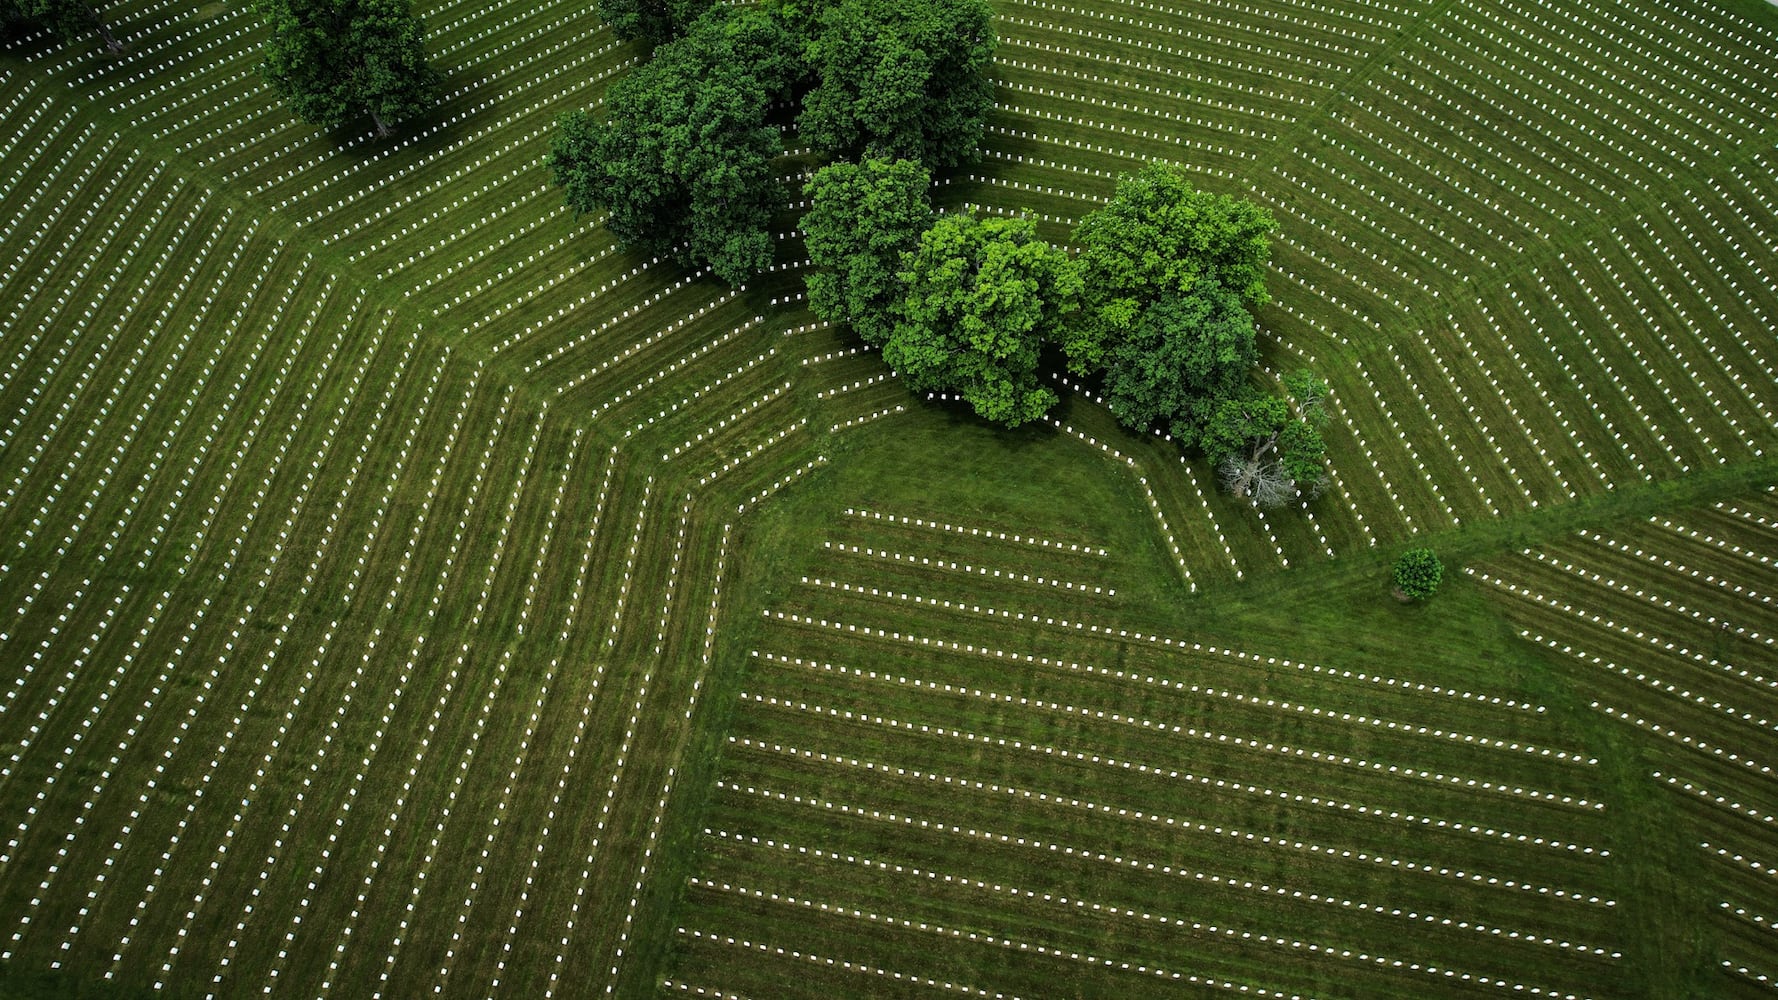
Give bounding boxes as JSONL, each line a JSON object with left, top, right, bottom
{"left": 1392, "top": 548, "right": 1442, "bottom": 601}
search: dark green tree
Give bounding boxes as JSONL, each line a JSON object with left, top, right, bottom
{"left": 1, "top": 0, "right": 121, "bottom": 52}
{"left": 1202, "top": 371, "right": 1328, "bottom": 507}
{"left": 1392, "top": 548, "right": 1443, "bottom": 601}
{"left": 1065, "top": 162, "right": 1275, "bottom": 375}
{"left": 595, "top": 0, "right": 711, "bottom": 48}
{"left": 885, "top": 211, "right": 1080, "bottom": 427}
{"left": 551, "top": 6, "right": 796, "bottom": 286}
{"left": 1099, "top": 281, "right": 1257, "bottom": 443}
{"left": 799, "top": 0, "right": 996, "bottom": 169}
{"left": 256, "top": 0, "right": 438, "bottom": 137}
{"left": 801, "top": 157, "right": 934, "bottom": 347}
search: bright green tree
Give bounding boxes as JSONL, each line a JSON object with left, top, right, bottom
{"left": 799, "top": 0, "right": 996, "bottom": 169}
{"left": 550, "top": 6, "right": 796, "bottom": 286}
{"left": 256, "top": 0, "right": 438, "bottom": 137}
{"left": 1201, "top": 370, "right": 1328, "bottom": 507}
{"left": 1392, "top": 548, "right": 1443, "bottom": 601}
{"left": 885, "top": 211, "right": 1080, "bottom": 427}
{"left": 1065, "top": 163, "right": 1275, "bottom": 375}
{"left": 596, "top": 0, "right": 711, "bottom": 48}
{"left": 1, "top": 0, "right": 120, "bottom": 52}
{"left": 801, "top": 157, "right": 934, "bottom": 347}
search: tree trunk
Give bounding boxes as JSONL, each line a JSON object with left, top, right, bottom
{"left": 87, "top": 5, "right": 123, "bottom": 53}
{"left": 1248, "top": 432, "right": 1277, "bottom": 465}
{"left": 372, "top": 110, "right": 392, "bottom": 138}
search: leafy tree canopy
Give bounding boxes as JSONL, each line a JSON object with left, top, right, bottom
{"left": 885, "top": 211, "right": 1080, "bottom": 427}
{"left": 1, "top": 0, "right": 119, "bottom": 51}
{"left": 550, "top": 5, "right": 797, "bottom": 286}
{"left": 1392, "top": 548, "right": 1443, "bottom": 601}
{"left": 799, "top": 0, "right": 996, "bottom": 170}
{"left": 596, "top": 0, "right": 711, "bottom": 48}
{"left": 1202, "top": 371, "right": 1328, "bottom": 507}
{"left": 801, "top": 157, "right": 934, "bottom": 348}
{"left": 256, "top": 0, "right": 438, "bottom": 137}
{"left": 1065, "top": 162, "right": 1275, "bottom": 373}
{"left": 1100, "top": 281, "right": 1257, "bottom": 446}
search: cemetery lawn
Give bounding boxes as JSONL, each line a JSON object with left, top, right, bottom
{"left": 2, "top": 0, "right": 1777, "bottom": 995}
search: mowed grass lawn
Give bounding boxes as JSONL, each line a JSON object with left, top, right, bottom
{"left": 2, "top": 0, "right": 1777, "bottom": 995}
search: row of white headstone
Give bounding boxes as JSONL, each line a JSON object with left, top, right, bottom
{"left": 709, "top": 767, "right": 1613, "bottom": 946}
{"left": 999, "top": 26, "right": 1313, "bottom": 110}
{"left": 30, "top": 278, "right": 393, "bottom": 977}
{"left": 263, "top": 371, "right": 500, "bottom": 996}
{"left": 1525, "top": 546, "right": 1771, "bottom": 648}
{"left": 1535, "top": 0, "right": 1778, "bottom": 106}
{"left": 703, "top": 822, "right": 1616, "bottom": 968}
{"left": 154, "top": 315, "right": 435, "bottom": 990}
{"left": 192, "top": 318, "right": 441, "bottom": 994}
{"left": 821, "top": 539, "right": 1111, "bottom": 596}
{"left": 1477, "top": 572, "right": 1774, "bottom": 733}
{"left": 0, "top": 125, "right": 117, "bottom": 392}
{"left": 760, "top": 603, "right": 1543, "bottom": 714}
{"left": 1012, "top": 0, "right": 1348, "bottom": 74}
{"left": 782, "top": 578, "right": 1594, "bottom": 814}
{"left": 551, "top": 280, "right": 737, "bottom": 397}
{"left": 330, "top": 394, "right": 541, "bottom": 997}
{"left": 0, "top": 151, "right": 164, "bottom": 528}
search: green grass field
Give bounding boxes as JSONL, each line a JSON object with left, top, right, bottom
{"left": 1, "top": 0, "right": 1776, "bottom": 995}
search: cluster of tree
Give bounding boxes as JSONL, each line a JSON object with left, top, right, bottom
{"left": 254, "top": 0, "right": 438, "bottom": 137}
{"left": 802, "top": 160, "right": 1078, "bottom": 427}
{"left": 555, "top": 0, "right": 1324, "bottom": 508}
{"left": 552, "top": 0, "right": 996, "bottom": 286}
{"left": 803, "top": 159, "right": 1329, "bottom": 507}
{"left": 1067, "top": 167, "right": 1328, "bottom": 499}
{"left": 1, "top": 0, "right": 120, "bottom": 53}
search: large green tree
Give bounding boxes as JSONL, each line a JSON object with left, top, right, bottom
{"left": 550, "top": 6, "right": 797, "bottom": 286}
{"left": 1065, "top": 162, "right": 1275, "bottom": 374}
{"left": 1099, "top": 281, "right": 1257, "bottom": 443}
{"left": 799, "top": 0, "right": 996, "bottom": 169}
{"left": 256, "top": 0, "right": 438, "bottom": 137}
{"left": 885, "top": 211, "right": 1080, "bottom": 427}
{"left": 801, "top": 157, "right": 934, "bottom": 347}
{"left": 1, "top": 0, "right": 121, "bottom": 52}
{"left": 595, "top": 0, "right": 711, "bottom": 49}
